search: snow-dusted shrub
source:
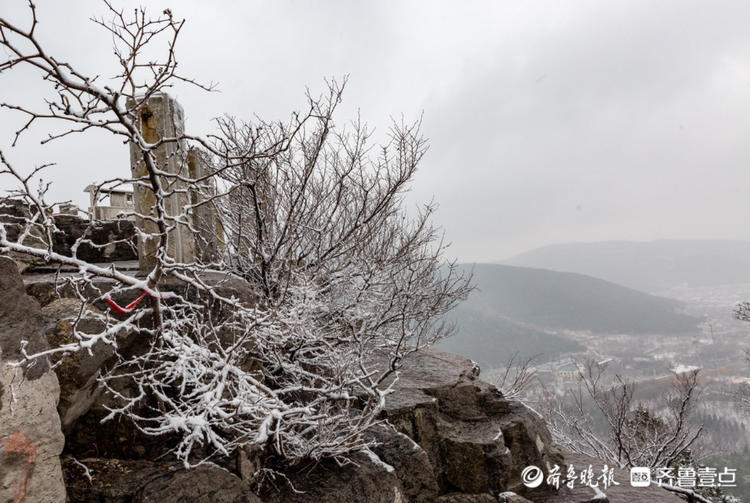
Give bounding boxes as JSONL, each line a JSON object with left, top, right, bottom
{"left": 0, "top": 3, "right": 470, "bottom": 466}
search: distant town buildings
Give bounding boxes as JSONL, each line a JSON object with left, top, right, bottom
{"left": 535, "top": 360, "right": 581, "bottom": 385}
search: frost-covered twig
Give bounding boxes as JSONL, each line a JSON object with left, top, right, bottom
{"left": 68, "top": 457, "right": 93, "bottom": 483}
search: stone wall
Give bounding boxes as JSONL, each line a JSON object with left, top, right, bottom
{"left": 0, "top": 199, "right": 137, "bottom": 272}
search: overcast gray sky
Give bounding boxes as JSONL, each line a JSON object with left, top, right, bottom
{"left": 1, "top": 0, "right": 749, "bottom": 262}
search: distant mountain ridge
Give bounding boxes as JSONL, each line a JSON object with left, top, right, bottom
{"left": 503, "top": 239, "right": 750, "bottom": 293}
{"left": 455, "top": 263, "right": 700, "bottom": 334}
{"left": 438, "top": 263, "right": 700, "bottom": 369}
{"left": 438, "top": 303, "right": 585, "bottom": 368}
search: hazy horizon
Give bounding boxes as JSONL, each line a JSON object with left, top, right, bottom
{"left": 495, "top": 237, "right": 750, "bottom": 263}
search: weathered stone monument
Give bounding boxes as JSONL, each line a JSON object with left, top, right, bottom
{"left": 128, "top": 93, "right": 200, "bottom": 271}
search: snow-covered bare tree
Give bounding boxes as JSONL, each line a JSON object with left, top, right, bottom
{"left": 742, "top": 350, "right": 750, "bottom": 412}
{"left": 494, "top": 352, "right": 538, "bottom": 401}
{"left": 0, "top": 1, "right": 470, "bottom": 468}
{"left": 539, "top": 362, "right": 724, "bottom": 501}
{"left": 541, "top": 360, "right": 703, "bottom": 470}
{"left": 733, "top": 305, "right": 750, "bottom": 414}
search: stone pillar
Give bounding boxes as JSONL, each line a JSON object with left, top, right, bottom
{"left": 128, "top": 93, "right": 195, "bottom": 272}
{"left": 187, "top": 148, "right": 223, "bottom": 261}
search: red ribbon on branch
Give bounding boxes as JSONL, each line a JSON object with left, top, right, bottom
{"left": 105, "top": 291, "right": 149, "bottom": 314}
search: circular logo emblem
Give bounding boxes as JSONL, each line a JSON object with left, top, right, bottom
{"left": 522, "top": 465, "right": 544, "bottom": 488}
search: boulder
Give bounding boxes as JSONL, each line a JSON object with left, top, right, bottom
{"left": 381, "top": 350, "right": 563, "bottom": 496}
{"left": 140, "top": 464, "right": 260, "bottom": 503}
{"left": 11, "top": 277, "right": 175, "bottom": 461}
{"left": 25, "top": 276, "right": 135, "bottom": 309}
{"left": 41, "top": 298, "right": 114, "bottom": 431}
{"left": 0, "top": 257, "right": 66, "bottom": 503}
{"left": 260, "top": 453, "right": 406, "bottom": 503}
{"left": 40, "top": 297, "right": 143, "bottom": 436}
{"left": 63, "top": 458, "right": 261, "bottom": 502}
{"left": 0, "top": 257, "right": 49, "bottom": 378}
{"left": 0, "top": 367, "right": 66, "bottom": 503}
{"left": 366, "top": 424, "right": 439, "bottom": 502}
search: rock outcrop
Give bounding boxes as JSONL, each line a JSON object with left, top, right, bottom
{"left": 232, "top": 350, "right": 686, "bottom": 503}
{"left": 379, "top": 350, "right": 561, "bottom": 497}
{"left": 261, "top": 350, "right": 562, "bottom": 503}
{"left": 0, "top": 257, "right": 66, "bottom": 503}
{"left": 2, "top": 254, "right": 689, "bottom": 503}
